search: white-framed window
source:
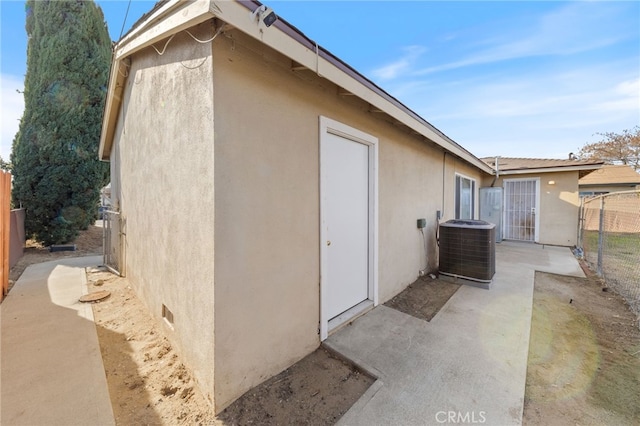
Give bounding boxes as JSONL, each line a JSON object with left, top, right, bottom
{"left": 455, "top": 173, "right": 476, "bottom": 220}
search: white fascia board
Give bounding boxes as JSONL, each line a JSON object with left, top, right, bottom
{"left": 99, "top": 58, "right": 130, "bottom": 160}
{"left": 115, "top": 0, "right": 213, "bottom": 61}
{"left": 209, "top": 1, "right": 494, "bottom": 175}
{"left": 99, "top": 0, "right": 214, "bottom": 160}
{"left": 499, "top": 164, "right": 603, "bottom": 175}
{"left": 116, "top": 0, "right": 185, "bottom": 48}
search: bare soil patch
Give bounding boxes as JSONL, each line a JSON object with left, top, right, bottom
{"left": 87, "top": 270, "right": 373, "bottom": 425}
{"left": 88, "top": 271, "right": 217, "bottom": 425}
{"left": 218, "top": 348, "right": 373, "bottom": 426}
{"left": 523, "top": 269, "right": 640, "bottom": 425}
{"left": 384, "top": 275, "right": 461, "bottom": 321}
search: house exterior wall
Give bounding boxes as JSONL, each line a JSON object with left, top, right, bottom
{"left": 109, "top": 22, "right": 488, "bottom": 413}
{"left": 211, "top": 29, "right": 485, "bottom": 410}
{"left": 487, "top": 171, "right": 579, "bottom": 246}
{"left": 108, "top": 25, "right": 217, "bottom": 403}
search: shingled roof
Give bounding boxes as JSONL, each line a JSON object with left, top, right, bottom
{"left": 579, "top": 164, "right": 640, "bottom": 186}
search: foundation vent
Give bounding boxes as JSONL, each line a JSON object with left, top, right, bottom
{"left": 162, "top": 304, "right": 174, "bottom": 329}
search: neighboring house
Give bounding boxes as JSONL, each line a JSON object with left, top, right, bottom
{"left": 578, "top": 164, "right": 640, "bottom": 197}
{"left": 98, "top": 0, "right": 599, "bottom": 412}
{"left": 481, "top": 157, "right": 602, "bottom": 246}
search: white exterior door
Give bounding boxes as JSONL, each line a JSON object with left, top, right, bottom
{"left": 320, "top": 117, "right": 378, "bottom": 340}
{"left": 503, "top": 178, "right": 539, "bottom": 242}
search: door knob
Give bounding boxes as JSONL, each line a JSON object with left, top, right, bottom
{"left": 327, "top": 240, "right": 331, "bottom": 246}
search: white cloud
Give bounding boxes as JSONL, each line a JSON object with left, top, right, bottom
{"left": 614, "top": 77, "right": 640, "bottom": 97}
{"left": 1, "top": 74, "right": 24, "bottom": 161}
{"left": 415, "top": 2, "right": 634, "bottom": 76}
{"left": 370, "top": 45, "right": 426, "bottom": 81}
{"left": 392, "top": 59, "right": 640, "bottom": 159}
{"left": 364, "top": 2, "right": 639, "bottom": 160}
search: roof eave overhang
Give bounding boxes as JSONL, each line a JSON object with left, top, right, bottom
{"left": 497, "top": 164, "right": 604, "bottom": 175}
{"left": 579, "top": 182, "right": 640, "bottom": 187}
{"left": 99, "top": 0, "right": 493, "bottom": 174}
{"left": 99, "top": 0, "right": 214, "bottom": 160}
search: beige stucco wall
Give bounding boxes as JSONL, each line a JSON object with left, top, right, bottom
{"left": 109, "top": 22, "right": 489, "bottom": 413}
{"left": 109, "top": 25, "right": 217, "bottom": 403}
{"left": 211, "top": 29, "right": 486, "bottom": 410}
{"left": 487, "top": 171, "right": 579, "bottom": 246}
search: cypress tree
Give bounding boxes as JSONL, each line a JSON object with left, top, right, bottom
{"left": 11, "top": 0, "right": 111, "bottom": 245}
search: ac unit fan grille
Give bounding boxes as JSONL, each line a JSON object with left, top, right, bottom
{"left": 439, "top": 220, "right": 496, "bottom": 282}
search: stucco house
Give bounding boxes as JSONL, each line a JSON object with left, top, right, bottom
{"left": 98, "top": 0, "right": 600, "bottom": 412}
{"left": 481, "top": 157, "right": 603, "bottom": 246}
{"left": 579, "top": 164, "right": 640, "bottom": 197}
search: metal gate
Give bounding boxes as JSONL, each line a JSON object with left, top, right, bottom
{"left": 503, "top": 179, "right": 538, "bottom": 242}
{"left": 103, "top": 210, "right": 125, "bottom": 276}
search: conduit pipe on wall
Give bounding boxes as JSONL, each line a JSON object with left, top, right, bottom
{"left": 490, "top": 157, "right": 500, "bottom": 187}
{"left": 441, "top": 151, "right": 447, "bottom": 215}
{"left": 419, "top": 227, "right": 429, "bottom": 276}
{"left": 99, "top": 0, "right": 214, "bottom": 160}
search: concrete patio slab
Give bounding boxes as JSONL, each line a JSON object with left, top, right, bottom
{"left": 326, "top": 242, "right": 584, "bottom": 426}
{"left": 0, "top": 256, "right": 114, "bottom": 426}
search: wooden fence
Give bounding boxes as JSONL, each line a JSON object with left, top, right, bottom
{"left": 1, "top": 170, "right": 11, "bottom": 301}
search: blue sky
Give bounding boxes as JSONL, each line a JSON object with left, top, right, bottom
{"left": 1, "top": 0, "right": 639, "bottom": 162}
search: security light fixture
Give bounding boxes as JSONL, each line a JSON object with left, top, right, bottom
{"left": 251, "top": 5, "right": 277, "bottom": 28}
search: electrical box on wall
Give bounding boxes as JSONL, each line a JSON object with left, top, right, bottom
{"left": 417, "top": 218, "right": 427, "bottom": 229}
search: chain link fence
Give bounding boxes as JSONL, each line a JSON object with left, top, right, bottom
{"left": 579, "top": 190, "right": 640, "bottom": 327}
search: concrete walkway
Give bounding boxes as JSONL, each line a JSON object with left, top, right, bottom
{"left": 0, "top": 256, "right": 115, "bottom": 426}
{"left": 0, "top": 244, "right": 584, "bottom": 426}
{"left": 326, "top": 242, "right": 585, "bottom": 426}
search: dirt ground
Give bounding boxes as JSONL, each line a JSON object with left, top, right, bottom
{"left": 523, "top": 268, "right": 640, "bottom": 425}
{"left": 87, "top": 269, "right": 373, "bottom": 425}
{"left": 218, "top": 348, "right": 373, "bottom": 425}
{"left": 9, "top": 227, "right": 640, "bottom": 425}
{"left": 88, "top": 271, "right": 218, "bottom": 425}
{"left": 384, "top": 275, "right": 461, "bottom": 321}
